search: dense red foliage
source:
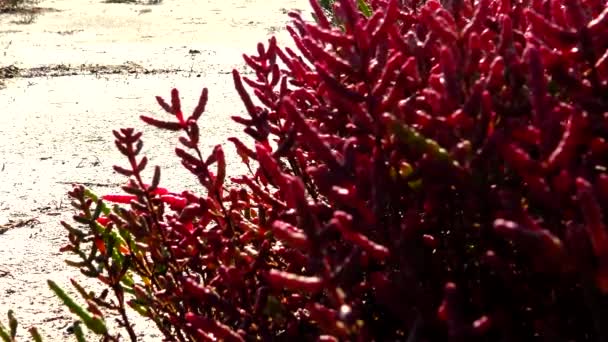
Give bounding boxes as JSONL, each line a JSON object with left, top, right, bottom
{"left": 60, "top": 0, "right": 608, "bottom": 341}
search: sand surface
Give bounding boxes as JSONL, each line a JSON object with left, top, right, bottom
{"left": 0, "top": 0, "right": 307, "bottom": 339}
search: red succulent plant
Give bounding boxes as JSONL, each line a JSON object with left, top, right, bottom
{"left": 52, "top": 0, "right": 608, "bottom": 341}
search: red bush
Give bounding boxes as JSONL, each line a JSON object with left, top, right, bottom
{"left": 58, "top": 0, "right": 608, "bottom": 341}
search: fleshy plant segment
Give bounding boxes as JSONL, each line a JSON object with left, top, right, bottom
{"left": 8, "top": 0, "right": 606, "bottom": 341}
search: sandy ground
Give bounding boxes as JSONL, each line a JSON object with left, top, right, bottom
{"left": 0, "top": 0, "right": 308, "bottom": 340}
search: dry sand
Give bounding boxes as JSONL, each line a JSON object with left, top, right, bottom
{"left": 0, "top": 0, "right": 308, "bottom": 339}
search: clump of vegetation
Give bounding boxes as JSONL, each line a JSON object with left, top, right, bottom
{"left": 0, "top": 0, "right": 39, "bottom": 12}
{"left": 0, "top": 0, "right": 41, "bottom": 25}
{"left": 4, "top": 0, "right": 608, "bottom": 340}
